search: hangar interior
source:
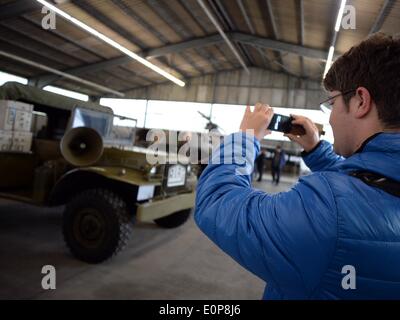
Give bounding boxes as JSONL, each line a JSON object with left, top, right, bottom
{"left": 0, "top": 0, "right": 399, "bottom": 299}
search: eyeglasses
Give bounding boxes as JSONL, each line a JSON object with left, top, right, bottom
{"left": 320, "top": 89, "right": 356, "bottom": 113}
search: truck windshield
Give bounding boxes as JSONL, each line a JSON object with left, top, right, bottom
{"left": 70, "top": 107, "right": 137, "bottom": 146}
{"left": 71, "top": 107, "right": 112, "bottom": 137}
{"left": 107, "top": 115, "right": 137, "bottom": 146}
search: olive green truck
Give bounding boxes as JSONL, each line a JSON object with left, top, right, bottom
{"left": 0, "top": 82, "right": 196, "bottom": 263}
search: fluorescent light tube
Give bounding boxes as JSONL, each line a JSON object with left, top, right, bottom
{"left": 334, "top": 0, "right": 347, "bottom": 32}
{"left": 323, "top": 46, "right": 335, "bottom": 78}
{"left": 44, "top": 85, "right": 89, "bottom": 101}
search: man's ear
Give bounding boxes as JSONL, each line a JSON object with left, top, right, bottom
{"left": 353, "top": 87, "right": 373, "bottom": 119}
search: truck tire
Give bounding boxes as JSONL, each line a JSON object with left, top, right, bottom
{"left": 154, "top": 209, "right": 191, "bottom": 229}
{"left": 62, "top": 188, "right": 133, "bottom": 264}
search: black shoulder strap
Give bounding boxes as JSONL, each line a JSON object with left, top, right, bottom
{"left": 349, "top": 171, "right": 400, "bottom": 198}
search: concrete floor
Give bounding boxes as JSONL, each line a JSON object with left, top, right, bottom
{"left": 0, "top": 175, "right": 296, "bottom": 300}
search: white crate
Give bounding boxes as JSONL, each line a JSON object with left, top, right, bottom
{"left": 11, "top": 131, "right": 33, "bottom": 153}
{"left": 0, "top": 130, "right": 13, "bottom": 151}
{"left": 14, "top": 110, "right": 33, "bottom": 132}
{"left": 0, "top": 100, "right": 33, "bottom": 132}
{"left": 0, "top": 100, "right": 33, "bottom": 112}
{"left": 0, "top": 130, "right": 33, "bottom": 153}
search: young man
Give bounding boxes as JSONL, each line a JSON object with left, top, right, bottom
{"left": 194, "top": 33, "right": 400, "bottom": 299}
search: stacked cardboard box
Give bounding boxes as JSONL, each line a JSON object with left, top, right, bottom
{"left": 0, "top": 100, "right": 33, "bottom": 153}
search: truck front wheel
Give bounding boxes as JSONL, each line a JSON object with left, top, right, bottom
{"left": 62, "top": 188, "right": 134, "bottom": 264}
{"left": 154, "top": 209, "right": 191, "bottom": 229}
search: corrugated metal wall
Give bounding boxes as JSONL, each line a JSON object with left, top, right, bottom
{"left": 125, "top": 67, "right": 325, "bottom": 109}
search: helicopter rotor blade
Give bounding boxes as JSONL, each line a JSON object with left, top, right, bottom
{"left": 198, "top": 111, "right": 211, "bottom": 121}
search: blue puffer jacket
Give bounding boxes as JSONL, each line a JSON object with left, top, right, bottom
{"left": 194, "top": 132, "right": 400, "bottom": 299}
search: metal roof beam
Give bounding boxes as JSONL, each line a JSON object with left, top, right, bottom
{"left": 212, "top": 0, "right": 254, "bottom": 67}
{"left": 298, "top": 0, "right": 306, "bottom": 76}
{"left": 42, "top": 32, "right": 327, "bottom": 72}
{"left": 236, "top": 0, "right": 255, "bottom": 34}
{"left": 264, "top": 0, "right": 286, "bottom": 72}
{"left": 230, "top": 33, "right": 327, "bottom": 60}
{"left": 265, "top": 0, "right": 280, "bottom": 39}
{"left": 236, "top": 0, "right": 270, "bottom": 69}
{"left": 178, "top": 0, "right": 237, "bottom": 69}
{"left": 369, "top": 0, "right": 396, "bottom": 34}
{"left": 147, "top": 34, "right": 222, "bottom": 58}
{"left": 197, "top": 0, "right": 250, "bottom": 73}
{"left": 30, "top": 33, "right": 328, "bottom": 84}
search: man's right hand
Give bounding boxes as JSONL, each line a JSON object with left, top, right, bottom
{"left": 285, "top": 115, "right": 320, "bottom": 152}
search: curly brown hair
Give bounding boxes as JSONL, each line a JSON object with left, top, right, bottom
{"left": 323, "top": 32, "right": 400, "bottom": 128}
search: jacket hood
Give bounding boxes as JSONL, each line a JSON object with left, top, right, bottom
{"left": 336, "top": 133, "right": 400, "bottom": 182}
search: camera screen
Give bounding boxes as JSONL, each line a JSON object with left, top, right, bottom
{"left": 267, "top": 114, "right": 292, "bottom": 133}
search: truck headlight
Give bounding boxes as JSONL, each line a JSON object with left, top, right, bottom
{"left": 149, "top": 166, "right": 157, "bottom": 175}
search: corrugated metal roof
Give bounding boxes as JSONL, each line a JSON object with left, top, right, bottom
{"left": 0, "top": 0, "right": 398, "bottom": 96}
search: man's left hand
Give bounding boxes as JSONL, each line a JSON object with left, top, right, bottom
{"left": 239, "top": 103, "right": 274, "bottom": 141}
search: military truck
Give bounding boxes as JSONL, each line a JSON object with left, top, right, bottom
{"left": 0, "top": 82, "right": 196, "bottom": 264}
